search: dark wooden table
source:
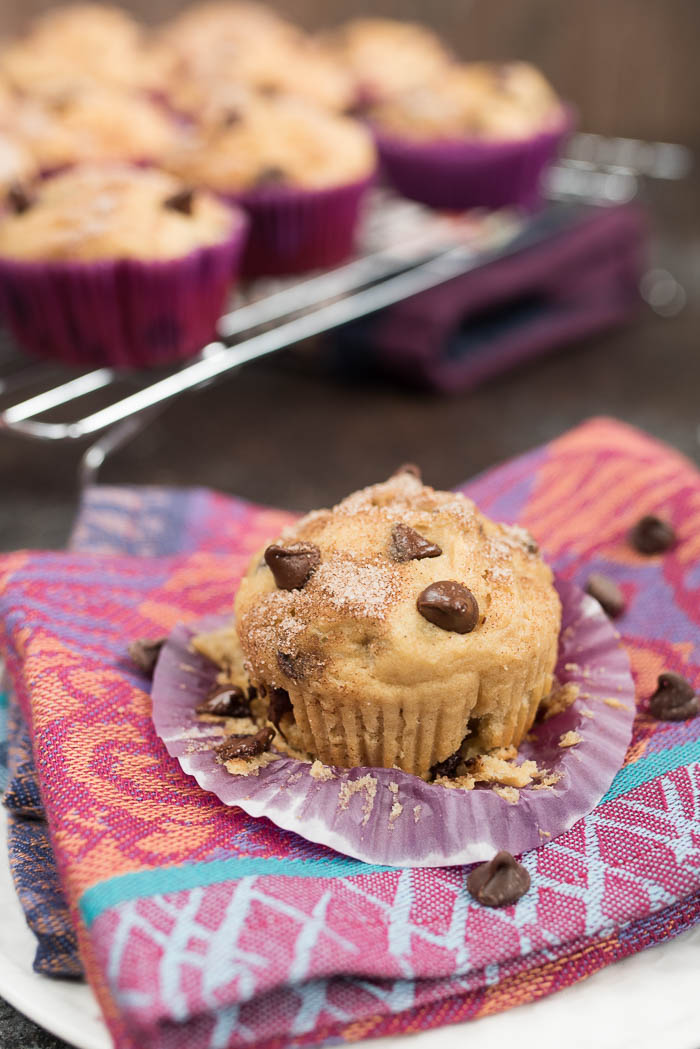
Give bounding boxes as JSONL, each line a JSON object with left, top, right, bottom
{"left": 0, "top": 173, "right": 698, "bottom": 1047}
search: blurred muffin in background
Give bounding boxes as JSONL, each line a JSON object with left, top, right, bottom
{"left": 2, "top": 87, "right": 177, "bottom": 171}
{"left": 370, "top": 62, "right": 564, "bottom": 141}
{"left": 321, "top": 18, "right": 452, "bottom": 104}
{"left": 165, "top": 96, "right": 376, "bottom": 275}
{"left": 162, "top": 2, "right": 354, "bottom": 115}
{"left": 166, "top": 95, "right": 375, "bottom": 192}
{"left": 1, "top": 3, "right": 170, "bottom": 99}
{"left": 369, "top": 61, "right": 570, "bottom": 211}
{"left": 0, "top": 164, "right": 248, "bottom": 366}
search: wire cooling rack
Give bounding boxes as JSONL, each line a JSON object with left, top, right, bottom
{"left": 0, "top": 132, "right": 691, "bottom": 483}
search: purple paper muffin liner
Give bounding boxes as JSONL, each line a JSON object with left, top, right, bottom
{"left": 0, "top": 209, "right": 248, "bottom": 369}
{"left": 152, "top": 577, "right": 636, "bottom": 867}
{"left": 225, "top": 175, "right": 374, "bottom": 278}
{"left": 374, "top": 108, "right": 573, "bottom": 211}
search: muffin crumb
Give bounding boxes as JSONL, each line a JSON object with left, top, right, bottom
{"left": 559, "top": 730, "right": 582, "bottom": 748}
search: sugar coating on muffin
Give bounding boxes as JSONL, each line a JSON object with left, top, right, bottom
{"left": 232, "top": 470, "right": 561, "bottom": 777}
{"left": 370, "top": 62, "right": 564, "bottom": 141}
{"left": 323, "top": 18, "right": 452, "bottom": 101}
{"left": 0, "top": 166, "right": 240, "bottom": 262}
{"left": 165, "top": 97, "right": 376, "bottom": 192}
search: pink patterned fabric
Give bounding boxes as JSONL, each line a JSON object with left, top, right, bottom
{"left": 0, "top": 417, "right": 699, "bottom": 1049}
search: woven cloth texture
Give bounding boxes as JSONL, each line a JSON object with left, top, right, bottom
{"left": 0, "top": 417, "right": 699, "bottom": 1049}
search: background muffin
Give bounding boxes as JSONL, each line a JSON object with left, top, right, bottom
{"left": 166, "top": 96, "right": 375, "bottom": 274}
{"left": 234, "top": 469, "right": 561, "bottom": 777}
{"left": 0, "top": 165, "right": 248, "bottom": 365}
{"left": 1, "top": 88, "right": 177, "bottom": 171}
{"left": 322, "top": 17, "right": 453, "bottom": 104}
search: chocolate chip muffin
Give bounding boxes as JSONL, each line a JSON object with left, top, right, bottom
{"left": 230, "top": 468, "right": 561, "bottom": 778}
{"left": 369, "top": 62, "right": 564, "bottom": 142}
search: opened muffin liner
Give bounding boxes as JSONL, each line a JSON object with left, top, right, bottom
{"left": 224, "top": 175, "right": 373, "bottom": 277}
{"left": 373, "top": 108, "right": 573, "bottom": 211}
{"left": 152, "top": 577, "right": 636, "bottom": 867}
{"left": 0, "top": 208, "right": 248, "bottom": 368}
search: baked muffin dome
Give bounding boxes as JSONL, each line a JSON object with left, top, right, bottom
{"left": 234, "top": 469, "right": 561, "bottom": 777}
{"left": 165, "top": 96, "right": 376, "bottom": 192}
{"left": 5, "top": 88, "right": 176, "bottom": 170}
{"left": 324, "top": 18, "right": 452, "bottom": 102}
{"left": 0, "top": 165, "right": 239, "bottom": 262}
{"left": 370, "top": 61, "right": 564, "bottom": 141}
{"left": 2, "top": 5, "right": 167, "bottom": 99}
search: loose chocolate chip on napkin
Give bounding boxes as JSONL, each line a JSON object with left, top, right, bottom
{"left": 128, "top": 637, "right": 166, "bottom": 676}
{"left": 197, "top": 685, "right": 250, "bottom": 718}
{"left": 467, "top": 851, "right": 531, "bottom": 907}
{"left": 648, "top": 672, "right": 699, "bottom": 721}
{"left": 217, "top": 725, "right": 275, "bottom": 762}
{"left": 629, "top": 515, "right": 676, "bottom": 554}
{"left": 390, "top": 523, "right": 442, "bottom": 563}
{"left": 417, "top": 581, "right": 479, "bottom": 633}
{"left": 264, "top": 542, "right": 321, "bottom": 590}
{"left": 585, "top": 572, "right": 625, "bottom": 618}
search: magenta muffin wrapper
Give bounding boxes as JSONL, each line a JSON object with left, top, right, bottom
{"left": 374, "top": 109, "right": 574, "bottom": 211}
{"left": 0, "top": 211, "right": 248, "bottom": 368}
{"left": 152, "top": 578, "right": 635, "bottom": 867}
{"left": 225, "top": 175, "right": 374, "bottom": 278}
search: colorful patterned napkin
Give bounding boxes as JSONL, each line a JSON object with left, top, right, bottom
{"left": 1, "top": 417, "right": 699, "bottom": 1049}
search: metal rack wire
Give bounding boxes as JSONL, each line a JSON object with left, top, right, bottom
{"left": 0, "top": 132, "right": 691, "bottom": 483}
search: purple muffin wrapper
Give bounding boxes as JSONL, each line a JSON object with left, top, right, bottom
{"left": 374, "top": 108, "right": 574, "bottom": 211}
{"left": 223, "top": 175, "right": 374, "bottom": 278}
{"left": 0, "top": 210, "right": 248, "bottom": 369}
{"left": 152, "top": 577, "right": 636, "bottom": 867}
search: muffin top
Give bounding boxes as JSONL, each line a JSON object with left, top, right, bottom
{"left": 168, "top": 38, "right": 356, "bottom": 118}
{"left": 3, "top": 88, "right": 177, "bottom": 170}
{"left": 370, "top": 62, "right": 564, "bottom": 141}
{"left": 165, "top": 97, "right": 376, "bottom": 192}
{"left": 0, "top": 165, "right": 241, "bottom": 262}
{"left": 2, "top": 5, "right": 167, "bottom": 98}
{"left": 323, "top": 18, "right": 452, "bottom": 101}
{"left": 234, "top": 469, "right": 561, "bottom": 701}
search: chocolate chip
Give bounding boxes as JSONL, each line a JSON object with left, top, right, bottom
{"left": 430, "top": 750, "right": 462, "bottom": 779}
{"left": 417, "top": 581, "right": 479, "bottom": 634}
{"left": 392, "top": 463, "right": 421, "bottom": 480}
{"left": 629, "top": 515, "right": 676, "bottom": 555}
{"left": 585, "top": 572, "right": 625, "bottom": 618}
{"left": 217, "top": 725, "right": 274, "bottom": 761}
{"left": 163, "top": 187, "right": 195, "bottom": 215}
{"left": 7, "top": 183, "right": 34, "bottom": 215}
{"left": 649, "top": 672, "right": 699, "bottom": 721}
{"left": 247, "top": 685, "right": 258, "bottom": 701}
{"left": 254, "top": 165, "right": 287, "bottom": 187}
{"left": 221, "top": 108, "right": 242, "bottom": 127}
{"left": 268, "top": 686, "right": 293, "bottom": 730}
{"left": 467, "top": 851, "right": 531, "bottom": 907}
{"left": 390, "top": 523, "right": 442, "bottom": 563}
{"left": 277, "top": 650, "right": 306, "bottom": 681}
{"left": 197, "top": 684, "right": 250, "bottom": 718}
{"left": 264, "top": 542, "right": 321, "bottom": 590}
{"left": 128, "top": 637, "right": 166, "bottom": 676}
